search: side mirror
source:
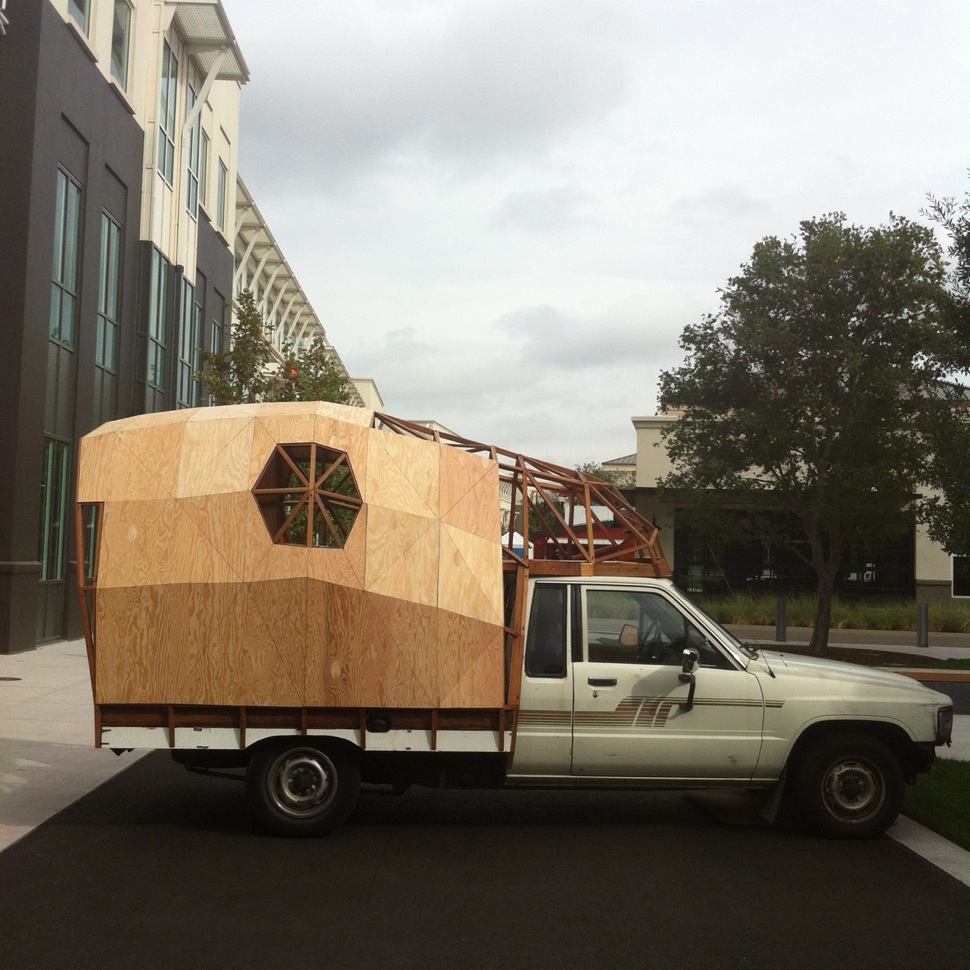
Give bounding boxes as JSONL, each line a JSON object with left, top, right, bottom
{"left": 679, "top": 647, "right": 699, "bottom": 711}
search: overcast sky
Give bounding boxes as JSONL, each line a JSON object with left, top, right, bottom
{"left": 224, "top": 0, "right": 969, "bottom": 467}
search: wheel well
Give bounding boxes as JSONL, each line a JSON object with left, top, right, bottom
{"left": 786, "top": 721, "right": 920, "bottom": 783}
{"left": 243, "top": 735, "right": 362, "bottom": 765}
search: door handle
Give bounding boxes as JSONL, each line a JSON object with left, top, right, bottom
{"left": 587, "top": 677, "right": 617, "bottom": 687}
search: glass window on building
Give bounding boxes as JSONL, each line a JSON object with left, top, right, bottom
{"left": 68, "top": 0, "right": 90, "bottom": 33}
{"left": 39, "top": 438, "right": 70, "bottom": 582}
{"left": 50, "top": 169, "right": 82, "bottom": 348}
{"left": 110, "top": 0, "right": 132, "bottom": 89}
{"left": 177, "top": 278, "right": 203, "bottom": 408}
{"left": 157, "top": 41, "right": 178, "bottom": 184}
{"left": 199, "top": 130, "right": 209, "bottom": 207}
{"left": 185, "top": 85, "right": 201, "bottom": 217}
{"left": 146, "top": 249, "right": 171, "bottom": 411}
{"left": 216, "top": 159, "right": 228, "bottom": 231}
{"left": 95, "top": 212, "right": 123, "bottom": 425}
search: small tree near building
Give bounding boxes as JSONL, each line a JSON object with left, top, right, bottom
{"left": 199, "top": 290, "right": 353, "bottom": 406}
{"left": 658, "top": 213, "right": 970, "bottom": 655}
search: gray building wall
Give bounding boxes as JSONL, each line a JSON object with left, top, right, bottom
{"left": 1, "top": 4, "right": 145, "bottom": 650}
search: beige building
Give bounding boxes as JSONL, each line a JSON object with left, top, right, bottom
{"left": 632, "top": 413, "right": 965, "bottom": 604}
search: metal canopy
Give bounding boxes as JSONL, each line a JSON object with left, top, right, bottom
{"left": 170, "top": 1, "right": 250, "bottom": 83}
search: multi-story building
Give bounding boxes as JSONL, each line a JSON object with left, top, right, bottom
{"left": 0, "top": 2, "right": 368, "bottom": 655}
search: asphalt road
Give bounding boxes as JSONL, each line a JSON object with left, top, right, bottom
{"left": 2, "top": 752, "right": 968, "bottom": 970}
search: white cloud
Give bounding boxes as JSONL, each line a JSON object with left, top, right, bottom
{"left": 224, "top": 0, "right": 970, "bottom": 466}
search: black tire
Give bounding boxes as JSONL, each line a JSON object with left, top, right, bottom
{"left": 793, "top": 733, "right": 905, "bottom": 839}
{"left": 246, "top": 740, "right": 360, "bottom": 837}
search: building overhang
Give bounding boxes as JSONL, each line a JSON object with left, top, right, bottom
{"left": 169, "top": 1, "right": 250, "bottom": 83}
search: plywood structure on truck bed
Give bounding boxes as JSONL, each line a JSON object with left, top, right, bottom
{"left": 76, "top": 402, "right": 506, "bottom": 711}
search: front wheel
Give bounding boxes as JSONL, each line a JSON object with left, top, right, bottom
{"left": 793, "top": 733, "right": 904, "bottom": 839}
{"left": 246, "top": 741, "right": 360, "bottom": 837}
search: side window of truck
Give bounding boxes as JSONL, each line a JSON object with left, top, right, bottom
{"left": 586, "top": 588, "right": 730, "bottom": 669}
{"left": 525, "top": 584, "right": 567, "bottom": 678}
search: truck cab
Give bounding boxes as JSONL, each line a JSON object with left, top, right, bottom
{"left": 508, "top": 576, "right": 952, "bottom": 839}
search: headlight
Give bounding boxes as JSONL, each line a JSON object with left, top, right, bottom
{"left": 937, "top": 706, "right": 953, "bottom": 746}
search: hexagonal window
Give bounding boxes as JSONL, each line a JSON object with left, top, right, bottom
{"left": 252, "top": 443, "right": 362, "bottom": 548}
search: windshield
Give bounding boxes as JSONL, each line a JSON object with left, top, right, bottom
{"left": 672, "top": 586, "right": 759, "bottom": 663}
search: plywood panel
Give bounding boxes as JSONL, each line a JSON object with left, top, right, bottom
{"left": 438, "top": 524, "right": 503, "bottom": 625}
{"left": 236, "top": 579, "right": 308, "bottom": 705}
{"left": 365, "top": 433, "right": 438, "bottom": 518}
{"left": 97, "top": 499, "right": 177, "bottom": 588}
{"left": 306, "top": 547, "right": 365, "bottom": 591}
{"left": 304, "top": 581, "right": 366, "bottom": 706}
{"left": 197, "top": 580, "right": 301, "bottom": 706}
{"left": 175, "top": 415, "right": 255, "bottom": 497}
{"left": 145, "top": 583, "right": 237, "bottom": 705}
{"left": 246, "top": 537, "right": 310, "bottom": 584}
{"left": 178, "top": 490, "right": 269, "bottom": 583}
{"left": 311, "top": 400, "right": 374, "bottom": 427}
{"left": 95, "top": 585, "right": 161, "bottom": 703}
{"left": 254, "top": 413, "right": 316, "bottom": 453}
{"left": 97, "top": 584, "right": 238, "bottom": 705}
{"left": 439, "top": 447, "right": 498, "bottom": 527}
{"left": 364, "top": 506, "right": 440, "bottom": 607}
{"left": 114, "top": 421, "right": 186, "bottom": 501}
{"left": 365, "top": 592, "right": 439, "bottom": 707}
{"left": 76, "top": 432, "right": 121, "bottom": 502}
{"left": 78, "top": 432, "right": 173, "bottom": 504}
{"left": 441, "top": 461, "right": 501, "bottom": 542}
{"left": 96, "top": 498, "right": 170, "bottom": 588}
{"left": 163, "top": 501, "right": 242, "bottom": 585}
{"left": 438, "top": 625, "right": 505, "bottom": 708}
{"left": 311, "top": 415, "right": 371, "bottom": 492}
{"left": 248, "top": 419, "right": 281, "bottom": 485}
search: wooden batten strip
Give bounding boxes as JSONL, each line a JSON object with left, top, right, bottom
{"left": 239, "top": 707, "right": 247, "bottom": 749}
{"left": 359, "top": 709, "right": 367, "bottom": 750}
{"left": 300, "top": 708, "right": 308, "bottom": 736}
{"left": 94, "top": 705, "right": 102, "bottom": 749}
{"left": 431, "top": 709, "right": 438, "bottom": 751}
{"left": 168, "top": 707, "right": 176, "bottom": 747}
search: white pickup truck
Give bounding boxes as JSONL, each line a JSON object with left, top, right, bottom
{"left": 504, "top": 575, "right": 952, "bottom": 839}
{"left": 76, "top": 403, "right": 952, "bottom": 840}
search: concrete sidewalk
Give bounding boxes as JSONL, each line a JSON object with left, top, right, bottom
{"left": 1, "top": 637, "right": 968, "bottom": 887}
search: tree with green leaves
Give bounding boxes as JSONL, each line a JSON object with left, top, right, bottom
{"left": 658, "top": 213, "right": 970, "bottom": 655}
{"left": 199, "top": 290, "right": 353, "bottom": 406}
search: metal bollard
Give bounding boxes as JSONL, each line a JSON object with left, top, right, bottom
{"left": 775, "top": 596, "right": 787, "bottom": 643}
{"left": 917, "top": 602, "right": 929, "bottom": 649}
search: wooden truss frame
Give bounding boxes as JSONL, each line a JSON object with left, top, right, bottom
{"left": 375, "top": 413, "right": 670, "bottom": 578}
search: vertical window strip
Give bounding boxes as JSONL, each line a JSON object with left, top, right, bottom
{"left": 110, "top": 0, "right": 132, "bottom": 89}
{"left": 199, "top": 131, "right": 209, "bottom": 207}
{"left": 39, "top": 439, "right": 70, "bottom": 582}
{"left": 216, "top": 159, "right": 228, "bottom": 231}
{"left": 186, "top": 86, "right": 201, "bottom": 216}
{"left": 95, "top": 213, "right": 123, "bottom": 424}
{"left": 50, "top": 170, "right": 82, "bottom": 348}
{"left": 147, "top": 249, "right": 169, "bottom": 392}
{"left": 177, "top": 278, "right": 201, "bottom": 407}
{"left": 157, "top": 42, "right": 178, "bottom": 184}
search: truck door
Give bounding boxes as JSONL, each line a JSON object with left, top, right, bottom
{"left": 571, "top": 585, "right": 765, "bottom": 780}
{"left": 509, "top": 582, "right": 574, "bottom": 776}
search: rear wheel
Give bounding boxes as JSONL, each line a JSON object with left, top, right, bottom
{"left": 794, "top": 733, "right": 904, "bottom": 839}
{"left": 246, "top": 741, "right": 360, "bottom": 837}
